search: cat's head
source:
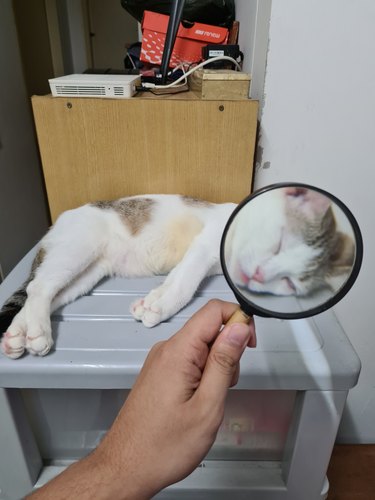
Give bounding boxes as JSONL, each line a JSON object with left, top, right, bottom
{"left": 226, "top": 187, "right": 355, "bottom": 297}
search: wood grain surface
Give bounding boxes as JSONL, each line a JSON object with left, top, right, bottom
{"left": 32, "top": 93, "right": 258, "bottom": 222}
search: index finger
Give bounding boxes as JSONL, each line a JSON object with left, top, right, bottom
{"left": 172, "top": 299, "right": 241, "bottom": 347}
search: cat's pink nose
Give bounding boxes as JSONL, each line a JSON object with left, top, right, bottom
{"left": 251, "top": 266, "right": 264, "bottom": 283}
{"left": 239, "top": 269, "right": 250, "bottom": 284}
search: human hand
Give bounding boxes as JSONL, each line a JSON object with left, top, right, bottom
{"left": 27, "top": 300, "right": 256, "bottom": 500}
{"left": 96, "top": 299, "right": 256, "bottom": 499}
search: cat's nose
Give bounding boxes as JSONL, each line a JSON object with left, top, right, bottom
{"left": 251, "top": 266, "right": 265, "bottom": 283}
{"left": 239, "top": 269, "right": 250, "bottom": 284}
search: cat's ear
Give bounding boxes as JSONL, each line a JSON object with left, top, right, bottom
{"left": 284, "top": 187, "right": 331, "bottom": 219}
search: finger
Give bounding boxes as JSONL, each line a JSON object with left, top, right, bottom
{"left": 248, "top": 325, "right": 257, "bottom": 348}
{"left": 230, "top": 362, "right": 240, "bottom": 387}
{"left": 227, "top": 309, "right": 256, "bottom": 348}
{"left": 196, "top": 322, "right": 254, "bottom": 406}
{"left": 172, "top": 300, "right": 240, "bottom": 347}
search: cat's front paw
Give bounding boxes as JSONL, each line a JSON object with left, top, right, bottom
{"left": 1, "top": 331, "right": 26, "bottom": 359}
{"left": 130, "top": 289, "right": 165, "bottom": 327}
{"left": 130, "top": 298, "right": 163, "bottom": 327}
{"left": 130, "top": 298, "right": 146, "bottom": 321}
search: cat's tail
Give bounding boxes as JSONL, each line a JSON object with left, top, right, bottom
{"left": 0, "top": 282, "right": 28, "bottom": 333}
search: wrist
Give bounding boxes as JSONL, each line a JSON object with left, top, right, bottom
{"left": 90, "top": 441, "right": 155, "bottom": 500}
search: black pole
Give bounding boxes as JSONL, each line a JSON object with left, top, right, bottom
{"left": 159, "top": 0, "right": 186, "bottom": 85}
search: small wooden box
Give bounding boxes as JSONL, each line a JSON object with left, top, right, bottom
{"left": 189, "top": 69, "right": 251, "bottom": 100}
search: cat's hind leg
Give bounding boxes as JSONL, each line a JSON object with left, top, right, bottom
{"left": 25, "top": 260, "right": 107, "bottom": 355}
{"left": 3, "top": 207, "right": 109, "bottom": 358}
{"left": 1, "top": 260, "right": 109, "bottom": 358}
{"left": 21, "top": 259, "right": 109, "bottom": 356}
{"left": 50, "top": 258, "right": 109, "bottom": 312}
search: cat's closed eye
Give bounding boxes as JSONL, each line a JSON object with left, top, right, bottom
{"left": 283, "top": 277, "right": 297, "bottom": 293}
{"left": 273, "top": 237, "right": 283, "bottom": 255}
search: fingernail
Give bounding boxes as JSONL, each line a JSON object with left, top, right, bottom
{"left": 225, "top": 323, "right": 251, "bottom": 348}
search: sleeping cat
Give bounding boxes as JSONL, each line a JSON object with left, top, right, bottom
{"left": 224, "top": 186, "right": 355, "bottom": 297}
{"left": 0, "top": 195, "right": 236, "bottom": 359}
{"left": 0, "top": 188, "right": 354, "bottom": 359}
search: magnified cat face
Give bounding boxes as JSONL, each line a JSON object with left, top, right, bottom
{"left": 221, "top": 184, "right": 362, "bottom": 318}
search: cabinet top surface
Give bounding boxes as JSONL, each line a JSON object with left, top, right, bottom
{"left": 32, "top": 92, "right": 258, "bottom": 103}
{"left": 0, "top": 247, "right": 360, "bottom": 390}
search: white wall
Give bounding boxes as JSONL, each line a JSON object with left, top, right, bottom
{"left": 56, "top": 0, "right": 90, "bottom": 73}
{"left": 236, "top": 0, "right": 271, "bottom": 104}
{"left": 256, "top": 0, "right": 375, "bottom": 442}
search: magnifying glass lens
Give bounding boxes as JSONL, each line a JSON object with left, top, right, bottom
{"left": 221, "top": 184, "right": 363, "bottom": 320}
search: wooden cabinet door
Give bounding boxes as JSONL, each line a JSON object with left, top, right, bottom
{"left": 32, "top": 94, "right": 258, "bottom": 222}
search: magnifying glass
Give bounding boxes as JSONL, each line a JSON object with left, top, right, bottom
{"left": 220, "top": 183, "right": 363, "bottom": 324}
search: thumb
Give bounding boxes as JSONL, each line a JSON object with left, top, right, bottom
{"left": 197, "top": 322, "right": 253, "bottom": 406}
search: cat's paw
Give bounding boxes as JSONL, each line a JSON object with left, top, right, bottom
{"left": 130, "top": 288, "right": 165, "bottom": 327}
{"left": 26, "top": 318, "right": 53, "bottom": 356}
{"left": 130, "top": 298, "right": 146, "bottom": 321}
{"left": 130, "top": 299, "right": 163, "bottom": 327}
{"left": 1, "top": 330, "right": 53, "bottom": 358}
{"left": 1, "top": 330, "right": 26, "bottom": 359}
{"left": 142, "top": 307, "right": 163, "bottom": 328}
{"left": 26, "top": 330, "right": 53, "bottom": 356}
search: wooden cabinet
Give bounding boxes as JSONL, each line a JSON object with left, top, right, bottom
{"left": 32, "top": 93, "right": 258, "bottom": 222}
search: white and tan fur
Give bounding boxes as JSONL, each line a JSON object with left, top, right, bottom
{"left": 1, "top": 188, "right": 355, "bottom": 360}
{"left": 0, "top": 195, "right": 236, "bottom": 359}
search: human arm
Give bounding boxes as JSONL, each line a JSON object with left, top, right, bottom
{"left": 27, "top": 299, "right": 256, "bottom": 499}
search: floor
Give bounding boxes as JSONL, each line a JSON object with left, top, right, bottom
{"left": 327, "top": 444, "right": 375, "bottom": 499}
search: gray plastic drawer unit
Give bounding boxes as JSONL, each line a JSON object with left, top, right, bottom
{"left": 0, "top": 247, "right": 361, "bottom": 500}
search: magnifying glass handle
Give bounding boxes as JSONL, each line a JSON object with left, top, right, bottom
{"left": 226, "top": 307, "right": 252, "bottom": 326}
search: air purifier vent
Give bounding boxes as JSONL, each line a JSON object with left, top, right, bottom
{"left": 55, "top": 85, "right": 106, "bottom": 96}
{"left": 114, "top": 86, "right": 125, "bottom": 95}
